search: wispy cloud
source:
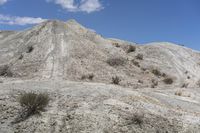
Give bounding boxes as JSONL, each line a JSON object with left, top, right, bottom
{"left": 0, "top": 0, "right": 8, "bottom": 5}
{"left": 0, "top": 14, "right": 47, "bottom": 25}
{"left": 46, "top": 0, "right": 103, "bottom": 13}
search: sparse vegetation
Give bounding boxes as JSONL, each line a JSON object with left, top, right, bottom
{"left": 181, "top": 83, "right": 189, "bottom": 88}
{"left": 135, "top": 54, "right": 143, "bottom": 60}
{"left": 81, "top": 73, "right": 94, "bottom": 80}
{"left": 127, "top": 45, "right": 136, "bottom": 53}
{"left": 0, "top": 65, "right": 13, "bottom": 77}
{"left": 15, "top": 92, "right": 50, "bottom": 123}
{"left": 163, "top": 77, "right": 173, "bottom": 84}
{"left": 113, "top": 43, "right": 120, "bottom": 47}
{"left": 26, "top": 46, "right": 34, "bottom": 53}
{"left": 151, "top": 79, "right": 158, "bottom": 88}
{"left": 175, "top": 90, "right": 182, "bottom": 96}
{"left": 196, "top": 80, "right": 200, "bottom": 87}
{"left": 132, "top": 59, "right": 140, "bottom": 67}
{"left": 127, "top": 113, "right": 144, "bottom": 127}
{"left": 151, "top": 69, "right": 162, "bottom": 77}
{"left": 18, "top": 54, "right": 23, "bottom": 60}
{"left": 151, "top": 69, "right": 166, "bottom": 77}
{"left": 112, "top": 76, "right": 121, "bottom": 85}
{"left": 138, "top": 80, "right": 143, "bottom": 84}
{"left": 107, "top": 57, "right": 126, "bottom": 66}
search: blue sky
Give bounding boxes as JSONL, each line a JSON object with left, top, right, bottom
{"left": 0, "top": 0, "right": 200, "bottom": 51}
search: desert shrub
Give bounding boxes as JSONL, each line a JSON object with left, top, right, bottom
{"left": 175, "top": 90, "right": 182, "bottom": 96}
{"left": 138, "top": 80, "right": 143, "bottom": 84}
{"left": 18, "top": 54, "right": 23, "bottom": 60}
{"left": 26, "top": 46, "right": 34, "bottom": 53}
{"left": 181, "top": 83, "right": 189, "bottom": 88}
{"left": 196, "top": 80, "right": 200, "bottom": 87}
{"left": 151, "top": 69, "right": 162, "bottom": 77}
{"left": 127, "top": 45, "right": 136, "bottom": 53}
{"left": 135, "top": 54, "right": 143, "bottom": 60}
{"left": 19, "top": 92, "right": 49, "bottom": 118}
{"left": 163, "top": 77, "right": 173, "bottom": 84}
{"left": 113, "top": 43, "right": 120, "bottom": 47}
{"left": 0, "top": 65, "right": 13, "bottom": 77}
{"left": 107, "top": 57, "right": 126, "bottom": 66}
{"left": 127, "top": 113, "right": 144, "bottom": 127}
{"left": 112, "top": 76, "right": 121, "bottom": 85}
{"left": 81, "top": 73, "right": 94, "bottom": 80}
{"left": 132, "top": 60, "right": 140, "bottom": 67}
{"left": 151, "top": 79, "right": 158, "bottom": 88}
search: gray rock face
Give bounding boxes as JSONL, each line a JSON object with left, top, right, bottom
{"left": 0, "top": 20, "right": 200, "bottom": 132}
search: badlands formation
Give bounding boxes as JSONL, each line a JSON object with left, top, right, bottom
{"left": 0, "top": 20, "right": 200, "bottom": 132}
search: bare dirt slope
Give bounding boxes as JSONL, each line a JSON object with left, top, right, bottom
{"left": 0, "top": 20, "right": 200, "bottom": 132}
{"left": 1, "top": 20, "right": 200, "bottom": 88}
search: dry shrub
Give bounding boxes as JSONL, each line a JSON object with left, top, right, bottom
{"left": 163, "top": 77, "right": 173, "bottom": 84}
{"left": 135, "top": 54, "right": 143, "bottom": 60}
{"left": 107, "top": 57, "right": 126, "bottom": 66}
{"left": 127, "top": 113, "right": 144, "bottom": 127}
{"left": 14, "top": 92, "right": 50, "bottom": 123}
{"left": 127, "top": 45, "right": 136, "bottom": 53}
{"left": 26, "top": 46, "right": 34, "bottom": 53}
{"left": 132, "top": 60, "right": 140, "bottom": 67}
{"left": 0, "top": 65, "right": 13, "bottom": 77}
{"left": 175, "top": 90, "right": 182, "bottom": 96}
{"left": 81, "top": 73, "right": 94, "bottom": 80}
{"left": 151, "top": 69, "right": 162, "bottom": 77}
{"left": 196, "top": 80, "right": 200, "bottom": 87}
{"left": 151, "top": 79, "right": 158, "bottom": 88}
{"left": 113, "top": 43, "right": 120, "bottom": 47}
{"left": 112, "top": 76, "right": 121, "bottom": 85}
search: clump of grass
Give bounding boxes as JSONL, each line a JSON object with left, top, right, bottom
{"left": 135, "top": 54, "right": 143, "bottom": 60}
{"left": 127, "top": 45, "right": 136, "bottom": 53}
{"left": 107, "top": 57, "right": 126, "bottom": 66}
{"left": 14, "top": 92, "right": 50, "bottom": 123}
{"left": 163, "top": 77, "right": 173, "bottom": 84}
{"left": 81, "top": 73, "right": 94, "bottom": 80}
{"left": 0, "top": 65, "right": 13, "bottom": 77}
{"left": 112, "top": 76, "right": 121, "bottom": 85}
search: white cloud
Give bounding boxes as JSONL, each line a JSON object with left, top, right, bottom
{"left": 0, "top": 0, "right": 8, "bottom": 5}
{"left": 0, "top": 14, "right": 47, "bottom": 25}
{"left": 47, "top": 0, "right": 103, "bottom": 13}
{"left": 80, "top": 0, "right": 102, "bottom": 13}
